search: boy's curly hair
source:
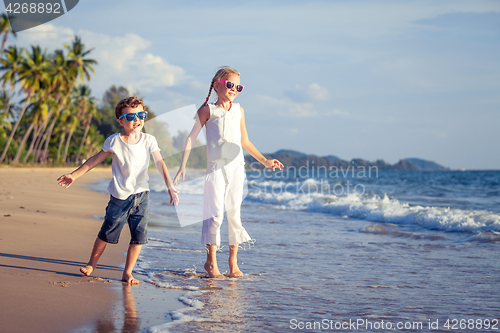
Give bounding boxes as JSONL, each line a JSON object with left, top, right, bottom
{"left": 115, "top": 97, "right": 144, "bottom": 119}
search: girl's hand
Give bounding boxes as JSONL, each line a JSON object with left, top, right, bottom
{"left": 173, "top": 168, "right": 185, "bottom": 185}
{"left": 57, "top": 174, "right": 76, "bottom": 188}
{"left": 263, "top": 159, "right": 284, "bottom": 171}
{"left": 168, "top": 187, "right": 180, "bottom": 206}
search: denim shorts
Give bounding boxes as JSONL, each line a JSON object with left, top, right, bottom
{"left": 98, "top": 191, "right": 149, "bottom": 245}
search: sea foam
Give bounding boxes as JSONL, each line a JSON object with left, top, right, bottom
{"left": 246, "top": 184, "right": 500, "bottom": 233}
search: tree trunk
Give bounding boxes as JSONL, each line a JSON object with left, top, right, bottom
{"left": 62, "top": 127, "right": 75, "bottom": 164}
{"left": 40, "top": 96, "right": 65, "bottom": 164}
{"left": 2, "top": 83, "right": 15, "bottom": 114}
{"left": 13, "top": 120, "right": 35, "bottom": 164}
{"left": 56, "top": 130, "right": 66, "bottom": 166}
{"left": 0, "top": 90, "right": 33, "bottom": 163}
{"left": 75, "top": 114, "right": 92, "bottom": 164}
{"left": 40, "top": 116, "right": 57, "bottom": 164}
{"left": 23, "top": 123, "right": 42, "bottom": 164}
{"left": 32, "top": 109, "right": 53, "bottom": 162}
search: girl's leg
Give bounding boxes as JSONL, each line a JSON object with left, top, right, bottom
{"left": 226, "top": 162, "right": 250, "bottom": 278}
{"left": 123, "top": 244, "right": 142, "bottom": 284}
{"left": 202, "top": 163, "right": 225, "bottom": 278}
{"left": 201, "top": 163, "right": 225, "bottom": 246}
{"left": 205, "top": 244, "right": 224, "bottom": 278}
{"left": 80, "top": 237, "right": 107, "bottom": 276}
{"left": 226, "top": 162, "right": 251, "bottom": 246}
{"left": 229, "top": 245, "right": 243, "bottom": 278}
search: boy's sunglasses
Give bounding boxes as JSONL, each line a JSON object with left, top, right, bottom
{"left": 118, "top": 111, "right": 148, "bottom": 122}
{"left": 216, "top": 80, "right": 244, "bottom": 93}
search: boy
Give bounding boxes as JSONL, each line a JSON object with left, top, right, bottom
{"left": 57, "top": 97, "right": 178, "bottom": 284}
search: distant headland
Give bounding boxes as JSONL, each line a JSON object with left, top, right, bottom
{"left": 244, "top": 149, "right": 450, "bottom": 171}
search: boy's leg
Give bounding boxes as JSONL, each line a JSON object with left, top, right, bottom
{"left": 205, "top": 244, "right": 224, "bottom": 278}
{"left": 125, "top": 192, "right": 149, "bottom": 284}
{"left": 122, "top": 244, "right": 142, "bottom": 284}
{"left": 80, "top": 237, "right": 107, "bottom": 276}
{"left": 229, "top": 245, "right": 243, "bottom": 278}
{"left": 86, "top": 195, "right": 132, "bottom": 276}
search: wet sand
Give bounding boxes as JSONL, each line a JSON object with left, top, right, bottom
{"left": 0, "top": 167, "right": 184, "bottom": 333}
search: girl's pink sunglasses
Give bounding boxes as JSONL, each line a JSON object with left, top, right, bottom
{"left": 216, "top": 80, "right": 244, "bottom": 93}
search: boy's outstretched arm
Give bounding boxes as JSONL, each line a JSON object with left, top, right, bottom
{"left": 57, "top": 150, "right": 111, "bottom": 188}
{"left": 240, "top": 106, "right": 283, "bottom": 171}
{"left": 152, "top": 150, "right": 179, "bottom": 206}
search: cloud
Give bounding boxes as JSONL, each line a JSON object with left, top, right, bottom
{"left": 16, "top": 23, "right": 74, "bottom": 49}
{"left": 326, "top": 109, "right": 349, "bottom": 116}
{"left": 285, "top": 83, "right": 329, "bottom": 103}
{"left": 255, "top": 94, "right": 348, "bottom": 118}
{"left": 306, "top": 83, "right": 329, "bottom": 101}
{"left": 16, "top": 24, "right": 187, "bottom": 97}
{"left": 256, "top": 95, "right": 316, "bottom": 118}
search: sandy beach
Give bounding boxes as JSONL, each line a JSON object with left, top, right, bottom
{"left": 0, "top": 167, "right": 183, "bottom": 333}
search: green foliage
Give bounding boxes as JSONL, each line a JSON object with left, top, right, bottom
{"left": 0, "top": 134, "right": 16, "bottom": 159}
{"left": 0, "top": 21, "right": 205, "bottom": 168}
{"left": 171, "top": 130, "right": 206, "bottom": 169}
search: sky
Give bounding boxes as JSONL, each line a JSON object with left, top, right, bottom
{"left": 8, "top": 0, "right": 500, "bottom": 170}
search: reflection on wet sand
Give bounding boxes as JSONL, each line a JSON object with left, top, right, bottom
{"left": 187, "top": 279, "right": 249, "bottom": 332}
{"left": 91, "top": 283, "right": 141, "bottom": 333}
{"left": 122, "top": 284, "right": 141, "bottom": 332}
{"left": 71, "top": 281, "right": 184, "bottom": 333}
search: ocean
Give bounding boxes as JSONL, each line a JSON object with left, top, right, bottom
{"left": 88, "top": 167, "right": 500, "bottom": 332}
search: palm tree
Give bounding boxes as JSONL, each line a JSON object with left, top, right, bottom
{"left": 6, "top": 46, "right": 51, "bottom": 164}
{"left": 65, "top": 36, "right": 97, "bottom": 85}
{"left": 83, "top": 124, "right": 104, "bottom": 159}
{"left": 62, "top": 84, "right": 89, "bottom": 164}
{"left": 61, "top": 103, "right": 79, "bottom": 164}
{"left": 0, "top": 14, "right": 17, "bottom": 59}
{"left": 0, "top": 89, "right": 12, "bottom": 137}
{"left": 26, "top": 96, "right": 54, "bottom": 163}
{"left": 54, "top": 107, "right": 70, "bottom": 165}
{"left": 14, "top": 98, "right": 48, "bottom": 163}
{"left": 0, "top": 46, "right": 24, "bottom": 162}
{"left": 39, "top": 93, "right": 70, "bottom": 164}
{"left": 75, "top": 96, "right": 98, "bottom": 164}
{"left": 0, "top": 46, "right": 23, "bottom": 110}
{"left": 60, "top": 36, "right": 97, "bottom": 165}
{"left": 37, "top": 49, "right": 74, "bottom": 164}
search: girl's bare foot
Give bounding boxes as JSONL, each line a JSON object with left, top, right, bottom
{"left": 80, "top": 265, "right": 94, "bottom": 276}
{"left": 122, "top": 272, "right": 140, "bottom": 285}
{"left": 204, "top": 261, "right": 224, "bottom": 278}
{"left": 229, "top": 262, "right": 244, "bottom": 278}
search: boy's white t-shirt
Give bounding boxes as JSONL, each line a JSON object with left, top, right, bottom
{"left": 101, "top": 133, "right": 160, "bottom": 200}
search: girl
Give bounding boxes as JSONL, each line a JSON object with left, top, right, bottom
{"left": 174, "top": 67, "right": 283, "bottom": 278}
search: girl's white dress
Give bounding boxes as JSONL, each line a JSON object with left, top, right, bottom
{"left": 200, "top": 102, "right": 251, "bottom": 246}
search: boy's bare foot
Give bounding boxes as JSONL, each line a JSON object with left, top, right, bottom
{"left": 122, "top": 272, "right": 140, "bottom": 285}
{"left": 204, "top": 261, "right": 224, "bottom": 278}
{"left": 229, "top": 262, "right": 244, "bottom": 278}
{"left": 80, "top": 265, "right": 94, "bottom": 276}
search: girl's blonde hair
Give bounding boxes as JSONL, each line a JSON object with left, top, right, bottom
{"left": 196, "top": 66, "right": 240, "bottom": 114}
